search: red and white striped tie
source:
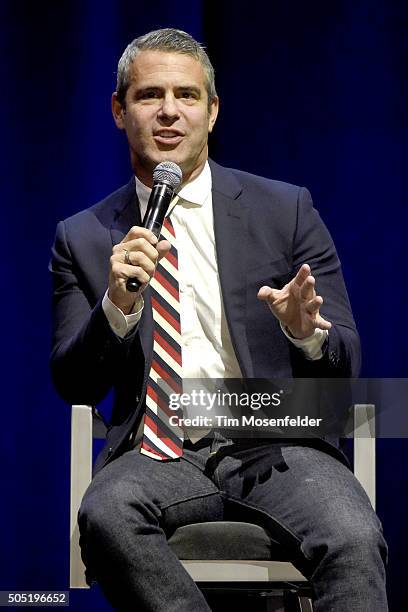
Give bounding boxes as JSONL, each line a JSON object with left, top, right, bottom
{"left": 140, "top": 210, "right": 184, "bottom": 461}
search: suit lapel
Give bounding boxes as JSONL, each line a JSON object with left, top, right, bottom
{"left": 109, "top": 178, "right": 142, "bottom": 246}
{"left": 210, "top": 160, "right": 254, "bottom": 377}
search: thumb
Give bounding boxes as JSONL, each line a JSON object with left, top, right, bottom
{"left": 156, "top": 239, "right": 171, "bottom": 261}
{"left": 257, "top": 285, "right": 275, "bottom": 302}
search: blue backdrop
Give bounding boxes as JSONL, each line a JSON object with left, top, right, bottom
{"left": 2, "top": 1, "right": 407, "bottom": 610}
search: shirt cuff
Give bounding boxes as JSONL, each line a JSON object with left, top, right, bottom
{"left": 102, "top": 290, "right": 144, "bottom": 339}
{"left": 280, "top": 323, "right": 328, "bottom": 361}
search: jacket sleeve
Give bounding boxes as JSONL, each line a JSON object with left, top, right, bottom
{"left": 290, "top": 187, "right": 361, "bottom": 378}
{"left": 49, "top": 219, "right": 141, "bottom": 405}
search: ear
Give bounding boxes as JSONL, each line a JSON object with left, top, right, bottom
{"left": 112, "top": 92, "right": 126, "bottom": 129}
{"left": 208, "top": 96, "right": 219, "bottom": 133}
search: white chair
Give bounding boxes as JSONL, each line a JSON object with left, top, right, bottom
{"left": 70, "top": 404, "right": 375, "bottom": 612}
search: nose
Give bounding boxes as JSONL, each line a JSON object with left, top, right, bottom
{"left": 158, "top": 93, "right": 180, "bottom": 122}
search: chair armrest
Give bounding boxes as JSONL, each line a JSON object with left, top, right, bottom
{"left": 353, "top": 404, "right": 376, "bottom": 510}
{"left": 70, "top": 405, "right": 93, "bottom": 588}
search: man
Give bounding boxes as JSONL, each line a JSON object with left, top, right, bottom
{"left": 50, "top": 28, "right": 388, "bottom": 610}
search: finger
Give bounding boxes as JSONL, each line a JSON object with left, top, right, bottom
{"left": 156, "top": 239, "right": 171, "bottom": 261}
{"left": 314, "top": 314, "right": 332, "bottom": 331}
{"left": 124, "top": 251, "right": 157, "bottom": 278}
{"left": 293, "top": 263, "right": 311, "bottom": 288}
{"left": 257, "top": 285, "right": 280, "bottom": 303}
{"left": 126, "top": 265, "right": 151, "bottom": 285}
{"left": 120, "top": 225, "right": 158, "bottom": 246}
{"left": 110, "top": 259, "right": 151, "bottom": 285}
{"left": 304, "top": 295, "right": 323, "bottom": 314}
{"left": 303, "top": 295, "right": 332, "bottom": 331}
{"left": 300, "top": 275, "right": 316, "bottom": 300}
{"left": 112, "top": 238, "right": 159, "bottom": 264}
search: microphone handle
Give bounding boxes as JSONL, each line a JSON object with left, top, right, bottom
{"left": 126, "top": 182, "right": 175, "bottom": 292}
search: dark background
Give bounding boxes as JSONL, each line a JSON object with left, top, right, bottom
{"left": 2, "top": 0, "right": 407, "bottom": 609}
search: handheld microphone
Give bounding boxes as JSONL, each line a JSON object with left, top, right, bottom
{"left": 126, "top": 161, "right": 182, "bottom": 292}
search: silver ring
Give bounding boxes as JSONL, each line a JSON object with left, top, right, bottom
{"left": 123, "top": 249, "right": 131, "bottom": 265}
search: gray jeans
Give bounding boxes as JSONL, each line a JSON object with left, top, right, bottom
{"left": 79, "top": 435, "right": 388, "bottom": 611}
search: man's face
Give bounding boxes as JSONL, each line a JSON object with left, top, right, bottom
{"left": 112, "top": 50, "right": 219, "bottom": 186}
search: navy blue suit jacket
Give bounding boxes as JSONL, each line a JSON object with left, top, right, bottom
{"left": 50, "top": 160, "right": 360, "bottom": 473}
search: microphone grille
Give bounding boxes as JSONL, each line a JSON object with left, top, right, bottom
{"left": 153, "top": 161, "right": 183, "bottom": 189}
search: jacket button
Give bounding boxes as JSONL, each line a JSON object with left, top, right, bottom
{"left": 135, "top": 394, "right": 140, "bottom": 403}
{"left": 329, "top": 351, "right": 339, "bottom": 366}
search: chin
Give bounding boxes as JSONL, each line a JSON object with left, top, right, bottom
{"left": 137, "top": 149, "right": 191, "bottom": 180}
{"left": 155, "top": 150, "right": 183, "bottom": 163}
{"left": 154, "top": 154, "right": 188, "bottom": 176}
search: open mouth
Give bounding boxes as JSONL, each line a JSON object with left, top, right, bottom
{"left": 153, "top": 131, "right": 184, "bottom": 145}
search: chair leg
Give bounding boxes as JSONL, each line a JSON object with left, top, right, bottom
{"left": 283, "top": 591, "right": 314, "bottom": 612}
{"left": 298, "top": 596, "right": 314, "bottom": 612}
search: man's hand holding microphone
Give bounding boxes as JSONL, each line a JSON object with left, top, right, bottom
{"left": 107, "top": 161, "right": 182, "bottom": 314}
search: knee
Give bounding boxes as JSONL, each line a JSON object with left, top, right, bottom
{"left": 79, "top": 480, "right": 124, "bottom": 535}
{"left": 329, "top": 510, "right": 387, "bottom": 566}
{"left": 79, "top": 476, "right": 156, "bottom": 538}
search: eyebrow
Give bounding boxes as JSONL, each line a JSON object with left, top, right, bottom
{"left": 176, "top": 85, "right": 201, "bottom": 94}
{"left": 134, "top": 85, "right": 202, "bottom": 95}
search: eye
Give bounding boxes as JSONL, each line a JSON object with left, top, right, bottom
{"left": 179, "top": 89, "right": 199, "bottom": 100}
{"left": 138, "top": 89, "right": 160, "bottom": 100}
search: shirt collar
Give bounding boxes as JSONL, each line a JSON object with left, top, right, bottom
{"left": 135, "top": 160, "right": 212, "bottom": 217}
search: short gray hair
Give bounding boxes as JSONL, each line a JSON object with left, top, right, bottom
{"left": 116, "top": 28, "right": 217, "bottom": 109}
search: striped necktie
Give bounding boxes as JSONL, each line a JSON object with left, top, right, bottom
{"left": 140, "top": 207, "right": 184, "bottom": 460}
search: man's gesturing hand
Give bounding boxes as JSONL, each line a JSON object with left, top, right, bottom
{"left": 257, "top": 264, "right": 332, "bottom": 339}
{"left": 108, "top": 226, "right": 170, "bottom": 315}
